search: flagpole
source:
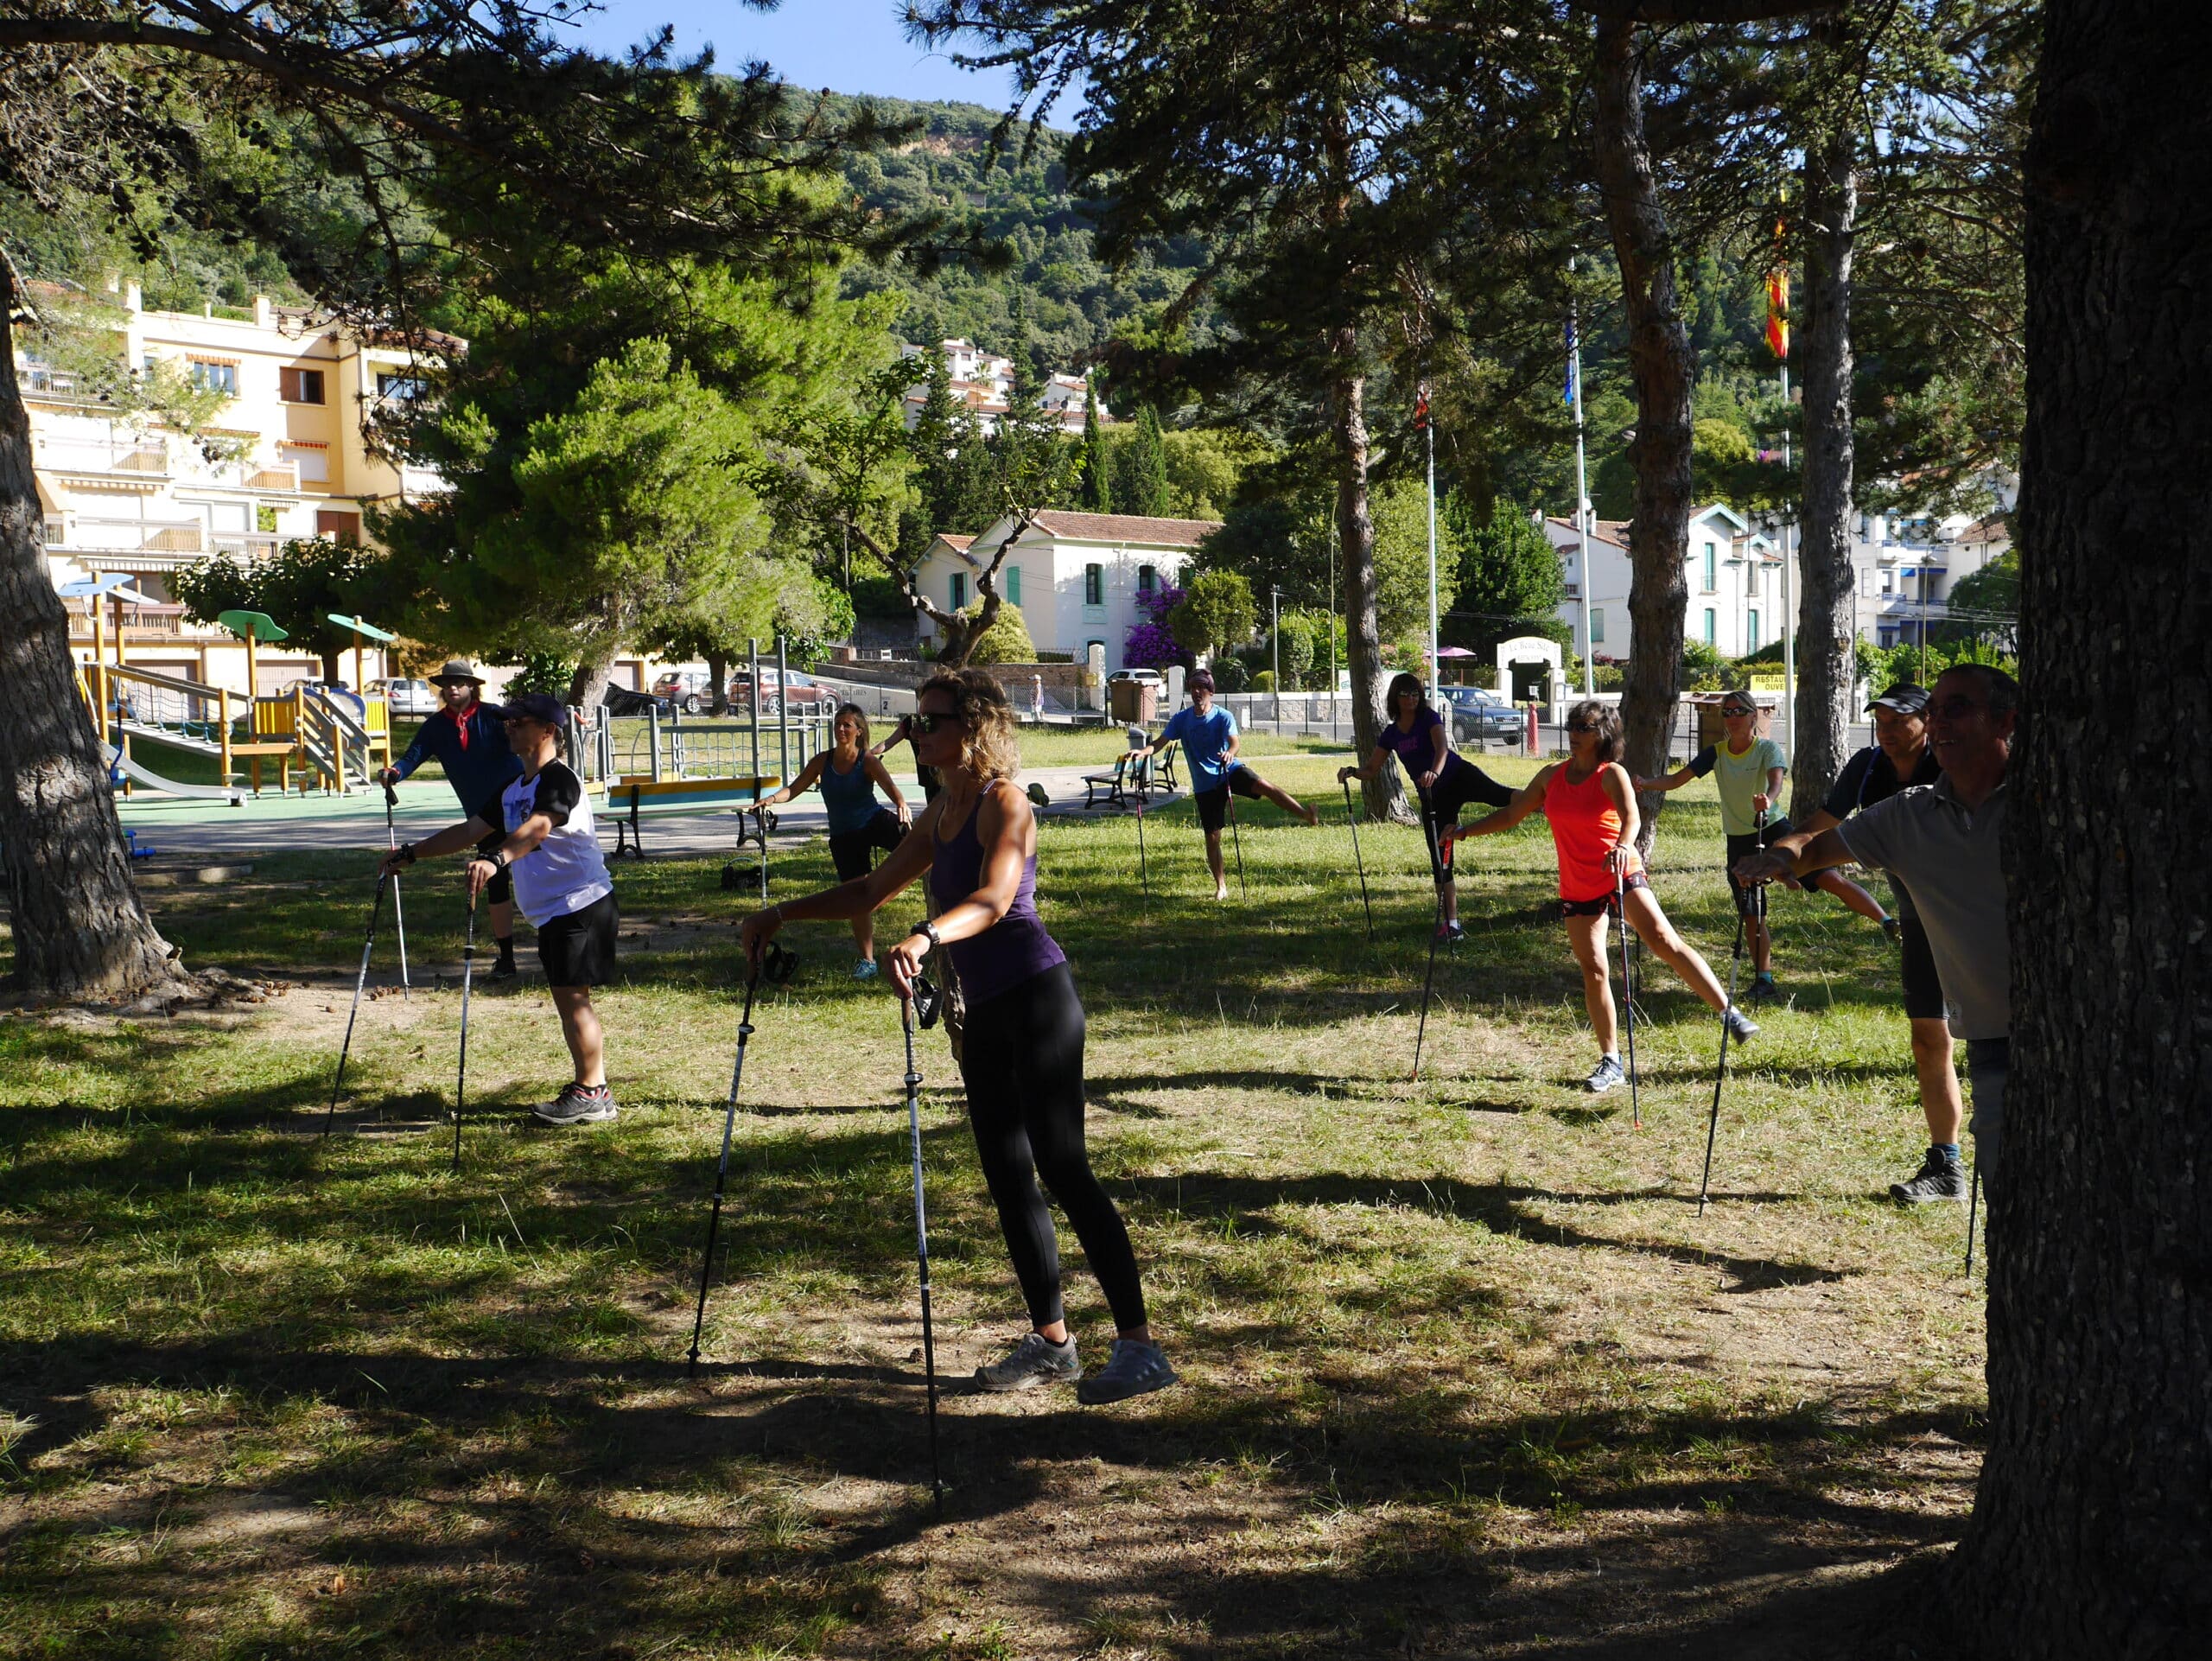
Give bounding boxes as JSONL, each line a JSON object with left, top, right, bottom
{"left": 1570, "top": 264, "right": 1593, "bottom": 697}
{"left": 1780, "top": 364, "right": 1795, "bottom": 751}
{"left": 1422, "top": 381, "right": 1440, "bottom": 690}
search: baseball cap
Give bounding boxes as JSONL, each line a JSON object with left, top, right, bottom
{"left": 1866, "top": 684, "right": 1930, "bottom": 716}
{"left": 502, "top": 692, "right": 569, "bottom": 729}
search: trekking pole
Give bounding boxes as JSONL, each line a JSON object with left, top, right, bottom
{"left": 1134, "top": 774, "right": 1151, "bottom": 903}
{"left": 321, "top": 874, "right": 391, "bottom": 1136}
{"left": 1410, "top": 823, "right": 1449, "bottom": 1082}
{"left": 1697, "top": 881, "right": 1756, "bottom": 1215}
{"left": 901, "top": 990, "right": 946, "bottom": 1516}
{"left": 1225, "top": 785, "right": 1247, "bottom": 896}
{"left": 383, "top": 782, "right": 410, "bottom": 995}
{"left": 755, "top": 806, "right": 770, "bottom": 903}
{"left": 1963, "top": 1164, "right": 1982, "bottom": 1276}
{"left": 1615, "top": 868, "right": 1641, "bottom": 1131}
{"left": 687, "top": 964, "right": 762, "bottom": 1377}
{"left": 1342, "top": 777, "right": 1375, "bottom": 940}
{"left": 452, "top": 891, "right": 478, "bottom": 1174}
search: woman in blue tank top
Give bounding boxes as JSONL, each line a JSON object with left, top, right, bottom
{"left": 741, "top": 670, "right": 1175, "bottom": 1407}
{"left": 755, "top": 703, "right": 909, "bottom": 979}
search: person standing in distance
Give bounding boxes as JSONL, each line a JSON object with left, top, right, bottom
{"left": 380, "top": 694, "right": 621, "bottom": 1126}
{"left": 869, "top": 711, "right": 943, "bottom": 806}
{"left": 1447, "top": 701, "right": 1758, "bottom": 1092}
{"left": 741, "top": 670, "right": 1175, "bottom": 1405}
{"left": 1786, "top": 684, "right": 1965, "bottom": 1202}
{"left": 753, "top": 703, "right": 911, "bottom": 979}
{"left": 378, "top": 661, "right": 526, "bottom": 979}
{"left": 1637, "top": 692, "right": 1892, "bottom": 1003}
{"left": 1338, "top": 672, "right": 1516, "bottom": 943}
{"left": 1130, "top": 668, "right": 1318, "bottom": 901}
{"left": 1737, "top": 665, "right": 2015, "bottom": 1199}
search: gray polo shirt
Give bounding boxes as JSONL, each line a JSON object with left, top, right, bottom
{"left": 1835, "top": 773, "right": 2011, "bottom": 1041}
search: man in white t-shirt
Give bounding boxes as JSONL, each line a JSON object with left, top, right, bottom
{"left": 380, "top": 693, "right": 620, "bottom": 1126}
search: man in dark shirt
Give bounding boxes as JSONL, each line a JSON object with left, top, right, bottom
{"left": 379, "top": 661, "right": 526, "bottom": 978}
{"left": 1783, "top": 684, "right": 1963, "bottom": 1202}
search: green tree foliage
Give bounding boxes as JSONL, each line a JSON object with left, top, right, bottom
{"left": 1115, "top": 406, "right": 1170, "bottom": 517}
{"left": 1169, "top": 570, "right": 1256, "bottom": 660}
{"left": 1160, "top": 428, "right": 1264, "bottom": 521}
{"left": 172, "top": 538, "right": 374, "bottom": 681}
{"left": 1935, "top": 549, "right": 2019, "bottom": 651}
{"left": 1369, "top": 478, "right": 1461, "bottom": 643}
{"left": 1198, "top": 481, "right": 1337, "bottom": 609}
{"left": 1080, "top": 383, "right": 1112, "bottom": 510}
{"left": 961, "top": 600, "right": 1037, "bottom": 665}
{"left": 1443, "top": 498, "right": 1567, "bottom": 655}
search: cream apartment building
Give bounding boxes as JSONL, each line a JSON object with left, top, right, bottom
{"left": 25, "top": 279, "right": 450, "bottom": 695}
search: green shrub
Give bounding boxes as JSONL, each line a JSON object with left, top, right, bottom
{"left": 962, "top": 601, "right": 1036, "bottom": 665}
{"left": 1251, "top": 669, "right": 1277, "bottom": 692}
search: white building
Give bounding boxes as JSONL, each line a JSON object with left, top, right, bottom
{"left": 1847, "top": 492, "right": 2014, "bottom": 650}
{"left": 910, "top": 510, "right": 1217, "bottom": 668}
{"left": 1548, "top": 504, "right": 1783, "bottom": 663}
{"left": 899, "top": 337, "right": 1104, "bottom": 435}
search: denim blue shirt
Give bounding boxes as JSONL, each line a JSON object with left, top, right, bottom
{"left": 394, "top": 703, "right": 524, "bottom": 817}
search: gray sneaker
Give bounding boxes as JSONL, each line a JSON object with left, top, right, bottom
{"left": 1723, "top": 1007, "right": 1759, "bottom": 1045}
{"left": 975, "top": 1332, "right": 1081, "bottom": 1392}
{"left": 1076, "top": 1339, "right": 1177, "bottom": 1406}
{"left": 1890, "top": 1149, "right": 1968, "bottom": 1204}
{"left": 1582, "top": 1054, "right": 1626, "bottom": 1094}
{"left": 532, "top": 1083, "right": 618, "bottom": 1126}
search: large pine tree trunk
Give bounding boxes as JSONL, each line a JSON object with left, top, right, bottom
{"left": 1592, "top": 18, "right": 1694, "bottom": 837}
{"left": 1328, "top": 347, "right": 1409, "bottom": 824}
{"left": 1950, "top": 2, "right": 2212, "bottom": 1649}
{"left": 1791, "top": 123, "right": 1858, "bottom": 819}
{"left": 0, "top": 258, "right": 188, "bottom": 1002}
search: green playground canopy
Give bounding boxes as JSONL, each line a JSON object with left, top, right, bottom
{"left": 327, "top": 613, "right": 397, "bottom": 642}
{"left": 217, "top": 609, "right": 287, "bottom": 643}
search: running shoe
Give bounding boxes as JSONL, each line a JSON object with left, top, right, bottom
{"left": 1881, "top": 915, "right": 1904, "bottom": 945}
{"left": 1723, "top": 1007, "right": 1760, "bottom": 1045}
{"left": 1446, "top": 920, "right": 1466, "bottom": 945}
{"left": 532, "top": 1083, "right": 618, "bottom": 1126}
{"left": 852, "top": 958, "right": 880, "bottom": 982}
{"left": 486, "top": 954, "right": 520, "bottom": 982}
{"left": 1890, "top": 1149, "right": 1968, "bottom": 1204}
{"left": 1582, "top": 1054, "right": 1626, "bottom": 1094}
{"left": 1076, "top": 1338, "right": 1178, "bottom": 1406}
{"left": 1745, "top": 972, "right": 1780, "bottom": 1005}
{"left": 974, "top": 1332, "right": 1081, "bottom": 1392}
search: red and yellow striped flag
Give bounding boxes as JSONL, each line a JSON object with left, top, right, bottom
{"left": 1764, "top": 219, "right": 1789, "bottom": 361}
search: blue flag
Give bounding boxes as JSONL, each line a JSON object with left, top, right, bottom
{"left": 1564, "top": 315, "right": 1579, "bottom": 407}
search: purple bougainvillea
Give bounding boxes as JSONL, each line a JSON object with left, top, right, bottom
{"left": 1123, "top": 583, "right": 1192, "bottom": 671}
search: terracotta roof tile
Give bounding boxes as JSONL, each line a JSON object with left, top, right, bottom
{"left": 1027, "top": 510, "right": 1222, "bottom": 545}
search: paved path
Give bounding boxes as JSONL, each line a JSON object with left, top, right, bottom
{"left": 115, "top": 761, "right": 1176, "bottom": 861}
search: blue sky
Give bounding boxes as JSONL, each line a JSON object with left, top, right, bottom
{"left": 559, "top": 0, "right": 1020, "bottom": 107}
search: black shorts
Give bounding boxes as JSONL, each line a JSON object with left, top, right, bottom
{"left": 1899, "top": 913, "right": 1946, "bottom": 1021}
{"left": 472, "top": 801, "right": 513, "bottom": 905}
{"left": 1195, "top": 767, "right": 1262, "bottom": 833}
{"left": 536, "top": 891, "right": 619, "bottom": 987}
{"left": 1561, "top": 869, "right": 1649, "bottom": 919}
{"left": 830, "top": 807, "right": 905, "bottom": 882}
{"left": 1419, "top": 763, "right": 1514, "bottom": 882}
{"left": 1726, "top": 822, "right": 1802, "bottom": 915}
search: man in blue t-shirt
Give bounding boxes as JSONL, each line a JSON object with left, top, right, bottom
{"left": 1132, "top": 668, "right": 1317, "bottom": 900}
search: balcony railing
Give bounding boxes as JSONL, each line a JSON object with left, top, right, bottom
{"left": 35, "top": 437, "right": 170, "bottom": 477}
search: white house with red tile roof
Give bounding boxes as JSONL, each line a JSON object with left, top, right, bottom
{"left": 912, "top": 510, "right": 1219, "bottom": 668}
{"left": 898, "top": 339, "right": 1103, "bottom": 435}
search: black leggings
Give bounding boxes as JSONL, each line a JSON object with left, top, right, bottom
{"left": 958, "top": 962, "right": 1147, "bottom": 1333}
{"left": 1418, "top": 763, "right": 1515, "bottom": 886}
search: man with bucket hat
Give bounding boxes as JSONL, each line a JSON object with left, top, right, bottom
{"left": 1764, "top": 683, "right": 1966, "bottom": 1203}
{"left": 381, "top": 694, "right": 621, "bottom": 1126}
{"left": 380, "top": 661, "right": 525, "bottom": 978}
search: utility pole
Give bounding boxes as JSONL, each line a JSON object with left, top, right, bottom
{"left": 1779, "top": 363, "right": 1795, "bottom": 748}
{"left": 1567, "top": 277, "right": 1595, "bottom": 697}
{"left": 1271, "top": 583, "right": 1283, "bottom": 735}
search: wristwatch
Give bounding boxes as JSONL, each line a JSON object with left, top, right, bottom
{"left": 917, "top": 921, "right": 943, "bottom": 951}
{"left": 399, "top": 843, "right": 418, "bottom": 866}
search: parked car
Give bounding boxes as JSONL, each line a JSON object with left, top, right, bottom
{"left": 377, "top": 677, "right": 438, "bottom": 716}
{"left": 1107, "top": 668, "right": 1165, "bottom": 689}
{"left": 728, "top": 668, "right": 830, "bottom": 716}
{"left": 1440, "top": 685, "right": 1522, "bottom": 748}
{"left": 650, "top": 669, "right": 716, "bottom": 713}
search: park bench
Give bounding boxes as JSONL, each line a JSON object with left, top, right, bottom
{"left": 603, "top": 773, "right": 779, "bottom": 858}
{"left": 1080, "top": 748, "right": 1179, "bottom": 809}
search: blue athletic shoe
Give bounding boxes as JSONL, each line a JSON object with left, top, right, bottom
{"left": 1077, "top": 1339, "right": 1177, "bottom": 1406}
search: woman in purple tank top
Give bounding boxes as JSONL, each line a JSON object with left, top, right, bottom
{"left": 740, "top": 669, "right": 1176, "bottom": 1407}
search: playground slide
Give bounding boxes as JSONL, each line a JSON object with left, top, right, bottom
{"left": 103, "top": 745, "right": 245, "bottom": 805}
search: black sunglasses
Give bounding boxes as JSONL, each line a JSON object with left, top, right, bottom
{"left": 912, "top": 710, "right": 962, "bottom": 734}
{"left": 1567, "top": 720, "right": 1599, "bottom": 734}
{"left": 1721, "top": 703, "right": 1755, "bottom": 717}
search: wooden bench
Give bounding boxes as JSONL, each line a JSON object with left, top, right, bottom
{"left": 603, "top": 774, "right": 779, "bottom": 858}
{"left": 1080, "top": 748, "right": 1179, "bottom": 809}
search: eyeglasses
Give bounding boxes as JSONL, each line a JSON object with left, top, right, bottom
{"left": 912, "top": 710, "right": 962, "bottom": 735}
{"left": 1929, "top": 697, "right": 1986, "bottom": 720}
{"left": 1721, "top": 704, "right": 1754, "bottom": 718}
{"left": 1567, "top": 720, "right": 1599, "bottom": 734}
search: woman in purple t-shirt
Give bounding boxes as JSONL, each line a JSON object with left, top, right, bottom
{"left": 740, "top": 669, "right": 1173, "bottom": 1408}
{"left": 1338, "top": 673, "right": 1515, "bottom": 942}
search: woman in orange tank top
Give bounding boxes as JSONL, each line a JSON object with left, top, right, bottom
{"left": 1446, "top": 701, "right": 1758, "bottom": 1092}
